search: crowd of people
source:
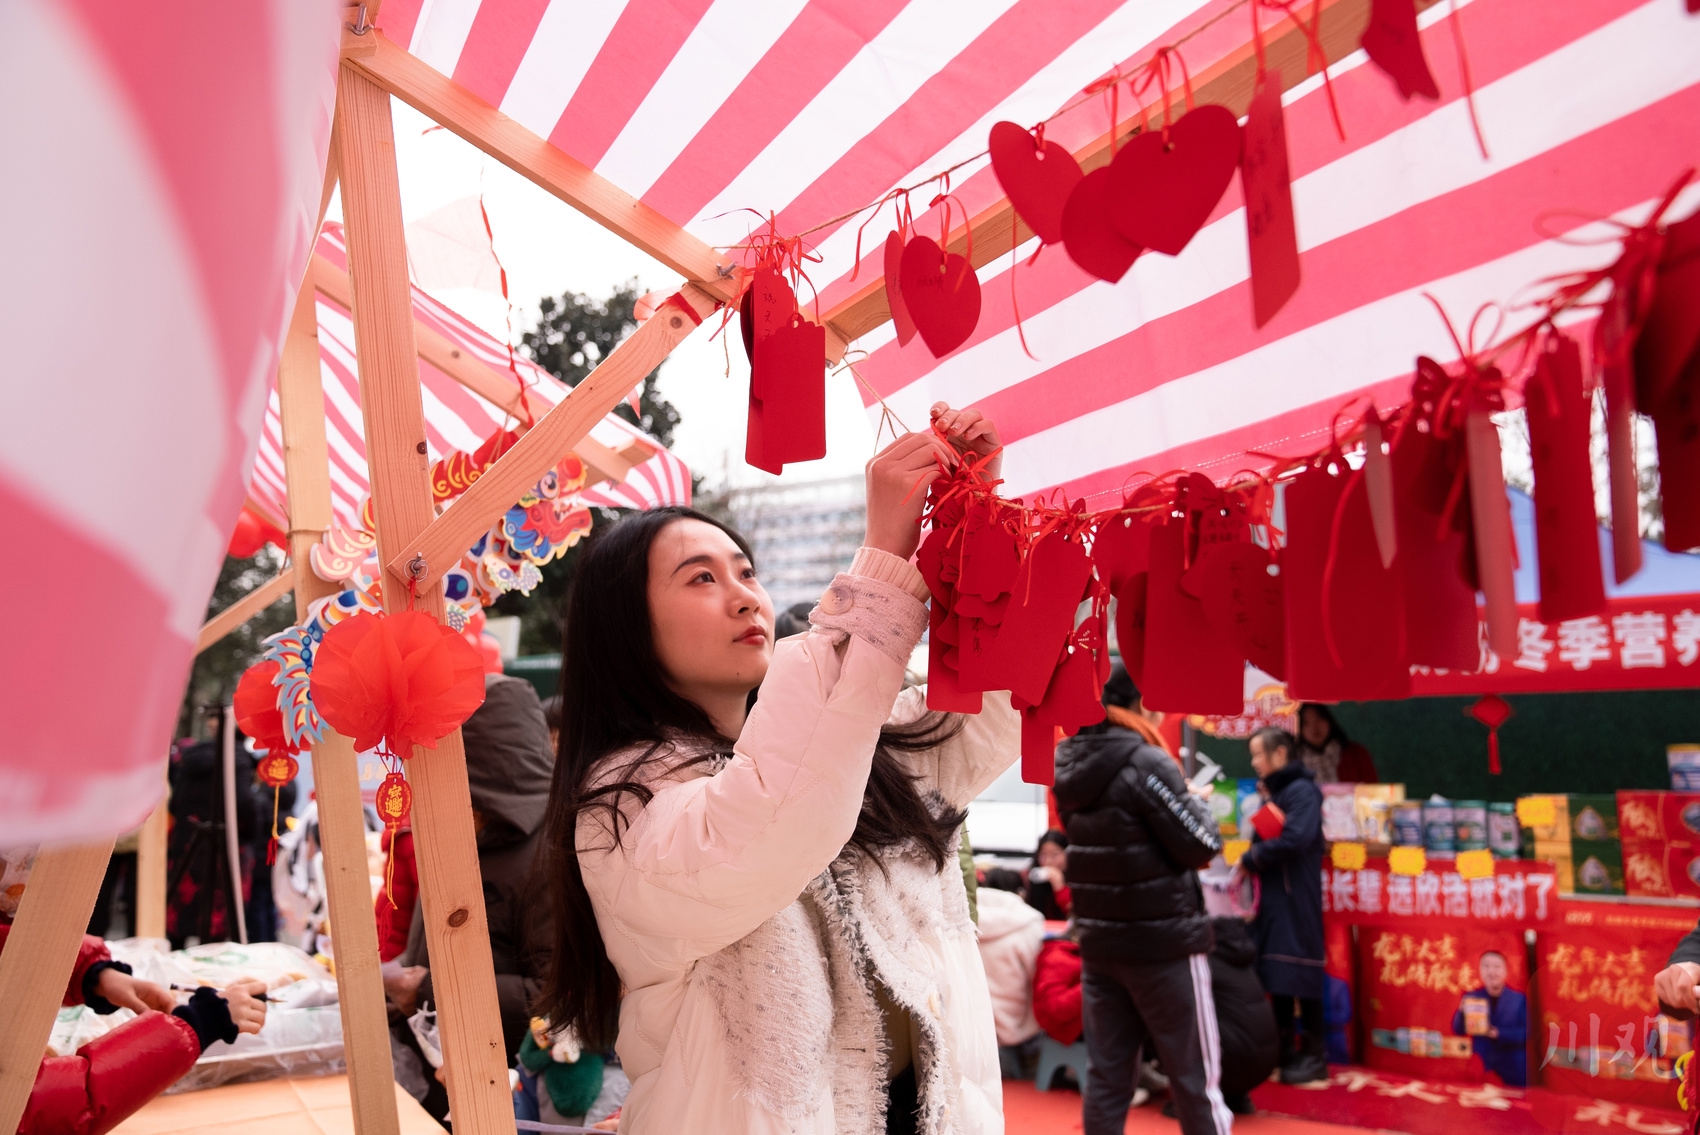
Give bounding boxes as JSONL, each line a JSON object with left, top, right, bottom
{"left": 15, "top": 401, "right": 1700, "bottom": 1135}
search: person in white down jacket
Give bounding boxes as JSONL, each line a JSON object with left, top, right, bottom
{"left": 538, "top": 406, "right": 1022, "bottom": 1134}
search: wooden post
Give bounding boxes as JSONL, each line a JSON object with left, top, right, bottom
{"left": 133, "top": 778, "right": 169, "bottom": 940}
{"left": 0, "top": 840, "right": 114, "bottom": 1135}
{"left": 336, "top": 62, "right": 513, "bottom": 1135}
{"left": 277, "top": 264, "right": 402, "bottom": 1135}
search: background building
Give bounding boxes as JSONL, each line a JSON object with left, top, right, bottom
{"left": 724, "top": 474, "right": 867, "bottom": 614}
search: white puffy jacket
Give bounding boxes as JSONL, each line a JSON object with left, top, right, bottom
{"left": 576, "top": 548, "right": 1021, "bottom": 1133}
{"left": 974, "top": 887, "right": 1045, "bottom": 1047}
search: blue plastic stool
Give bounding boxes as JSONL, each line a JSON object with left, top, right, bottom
{"left": 1035, "top": 1037, "right": 1090, "bottom": 1092}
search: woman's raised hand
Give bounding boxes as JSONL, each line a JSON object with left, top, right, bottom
{"left": 864, "top": 404, "right": 1003, "bottom": 561}
{"left": 864, "top": 431, "right": 958, "bottom": 561}
{"left": 930, "top": 402, "right": 1003, "bottom": 481}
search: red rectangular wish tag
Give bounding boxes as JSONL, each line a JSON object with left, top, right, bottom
{"left": 1601, "top": 290, "right": 1645, "bottom": 585}
{"left": 1282, "top": 463, "right": 1411, "bottom": 702}
{"left": 1464, "top": 400, "right": 1518, "bottom": 660}
{"left": 1141, "top": 519, "right": 1244, "bottom": 716}
{"left": 1653, "top": 356, "right": 1700, "bottom": 552}
{"left": 744, "top": 387, "right": 774, "bottom": 474}
{"left": 927, "top": 621, "right": 982, "bottom": 714}
{"left": 1634, "top": 210, "right": 1700, "bottom": 417}
{"left": 1114, "top": 572, "right": 1148, "bottom": 687}
{"left": 1021, "top": 710, "right": 1059, "bottom": 787}
{"left": 983, "top": 531, "right": 1093, "bottom": 706}
{"left": 752, "top": 314, "right": 827, "bottom": 470}
{"left": 956, "top": 499, "right": 1020, "bottom": 600}
{"left": 1093, "top": 511, "right": 1150, "bottom": 592}
{"left": 1391, "top": 424, "right": 1479, "bottom": 670}
{"left": 1525, "top": 334, "right": 1606, "bottom": 622}
{"left": 1243, "top": 67, "right": 1301, "bottom": 329}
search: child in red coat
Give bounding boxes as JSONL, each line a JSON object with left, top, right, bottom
{"left": 1033, "top": 935, "right": 1083, "bottom": 1045}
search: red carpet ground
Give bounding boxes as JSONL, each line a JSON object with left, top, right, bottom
{"left": 1004, "top": 1066, "right": 1690, "bottom": 1135}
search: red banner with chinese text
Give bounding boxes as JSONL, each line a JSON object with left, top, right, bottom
{"left": 1323, "top": 858, "right": 1561, "bottom": 928}
{"left": 1535, "top": 900, "right": 1696, "bottom": 1109}
{"left": 1410, "top": 596, "right": 1700, "bottom": 696}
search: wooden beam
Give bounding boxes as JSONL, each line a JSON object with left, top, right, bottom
{"left": 278, "top": 260, "right": 403, "bottom": 1135}
{"left": 309, "top": 253, "right": 642, "bottom": 488}
{"left": 342, "top": 27, "right": 739, "bottom": 306}
{"left": 133, "top": 778, "right": 169, "bottom": 940}
{"left": 336, "top": 61, "right": 513, "bottom": 1135}
{"left": 386, "top": 283, "right": 718, "bottom": 592}
{"left": 195, "top": 570, "right": 294, "bottom": 655}
{"left": 0, "top": 840, "right": 114, "bottom": 1135}
{"left": 817, "top": 0, "right": 1384, "bottom": 351}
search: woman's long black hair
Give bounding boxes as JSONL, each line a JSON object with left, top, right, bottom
{"left": 539, "top": 506, "right": 964, "bottom": 1049}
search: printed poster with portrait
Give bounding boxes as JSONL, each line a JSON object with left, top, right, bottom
{"left": 1535, "top": 901, "right": 1696, "bottom": 1107}
{"left": 1358, "top": 924, "right": 1530, "bottom": 1086}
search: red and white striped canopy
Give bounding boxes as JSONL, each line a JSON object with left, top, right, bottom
{"left": 378, "top": 0, "right": 1699, "bottom": 502}
{"left": 1, "top": 2, "right": 339, "bottom": 844}
{"left": 245, "top": 224, "right": 693, "bottom": 531}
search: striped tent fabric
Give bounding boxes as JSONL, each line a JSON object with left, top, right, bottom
{"left": 245, "top": 224, "right": 693, "bottom": 531}
{"left": 377, "top": 0, "right": 1700, "bottom": 504}
{"left": 0, "top": 2, "right": 339, "bottom": 844}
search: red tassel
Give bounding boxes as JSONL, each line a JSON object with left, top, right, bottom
{"left": 1467, "top": 694, "right": 1513, "bottom": 775}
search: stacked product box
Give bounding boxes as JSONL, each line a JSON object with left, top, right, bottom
{"left": 1519, "top": 794, "right": 1624, "bottom": 895}
{"left": 1618, "top": 790, "right": 1700, "bottom": 898}
{"left": 1353, "top": 784, "right": 1403, "bottom": 845}
{"left": 1311, "top": 783, "right": 1406, "bottom": 844}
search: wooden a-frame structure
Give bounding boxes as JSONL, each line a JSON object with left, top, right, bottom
{"left": 0, "top": 2, "right": 1388, "bottom": 1131}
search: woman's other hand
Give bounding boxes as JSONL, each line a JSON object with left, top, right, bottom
{"left": 93, "top": 968, "right": 175, "bottom": 1014}
{"left": 222, "top": 979, "right": 270, "bottom": 1035}
{"left": 864, "top": 432, "right": 958, "bottom": 560}
{"left": 930, "top": 403, "right": 1003, "bottom": 481}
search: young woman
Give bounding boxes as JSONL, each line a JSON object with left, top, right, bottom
{"left": 1240, "top": 726, "right": 1326, "bottom": 1086}
{"left": 541, "top": 408, "right": 1021, "bottom": 1134}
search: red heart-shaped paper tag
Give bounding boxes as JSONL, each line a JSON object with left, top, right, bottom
{"left": 988, "top": 121, "right": 1084, "bottom": 247}
{"left": 1107, "top": 105, "right": 1242, "bottom": 257}
{"left": 1361, "top": 0, "right": 1440, "bottom": 100}
{"left": 884, "top": 230, "right": 919, "bottom": 348}
{"left": 1061, "top": 167, "right": 1142, "bottom": 283}
{"left": 1195, "top": 541, "right": 1286, "bottom": 679}
{"left": 900, "top": 236, "right": 982, "bottom": 357}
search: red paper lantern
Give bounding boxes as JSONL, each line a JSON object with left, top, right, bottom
{"left": 233, "top": 660, "right": 295, "bottom": 755}
{"left": 309, "top": 610, "right": 487, "bottom": 756}
{"left": 1467, "top": 694, "right": 1515, "bottom": 775}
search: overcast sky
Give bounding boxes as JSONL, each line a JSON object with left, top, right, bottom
{"left": 324, "top": 98, "right": 877, "bottom": 491}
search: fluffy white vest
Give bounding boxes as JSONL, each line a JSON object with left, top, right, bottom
{"left": 692, "top": 821, "right": 974, "bottom": 1134}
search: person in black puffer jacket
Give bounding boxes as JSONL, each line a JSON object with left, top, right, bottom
{"left": 1054, "top": 665, "right": 1233, "bottom": 1135}
{"left": 1240, "top": 726, "right": 1327, "bottom": 1086}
